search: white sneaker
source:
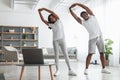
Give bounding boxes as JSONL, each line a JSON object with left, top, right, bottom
{"left": 84, "top": 69, "right": 88, "bottom": 75}
{"left": 101, "top": 69, "right": 111, "bottom": 74}
{"left": 68, "top": 70, "right": 77, "bottom": 76}
{"left": 54, "top": 71, "right": 60, "bottom": 76}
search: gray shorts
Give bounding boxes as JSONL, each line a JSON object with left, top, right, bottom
{"left": 88, "top": 36, "right": 105, "bottom": 54}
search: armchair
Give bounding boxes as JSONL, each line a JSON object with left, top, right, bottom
{"left": 3, "top": 46, "right": 19, "bottom": 63}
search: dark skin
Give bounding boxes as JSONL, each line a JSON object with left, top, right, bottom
{"left": 38, "top": 8, "right": 59, "bottom": 26}
{"left": 69, "top": 3, "right": 106, "bottom": 69}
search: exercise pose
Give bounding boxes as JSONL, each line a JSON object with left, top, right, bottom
{"left": 69, "top": 3, "right": 110, "bottom": 75}
{"left": 38, "top": 8, "right": 76, "bottom": 76}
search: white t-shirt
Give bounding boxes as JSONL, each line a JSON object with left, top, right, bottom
{"left": 49, "top": 19, "right": 65, "bottom": 40}
{"left": 82, "top": 15, "right": 102, "bottom": 40}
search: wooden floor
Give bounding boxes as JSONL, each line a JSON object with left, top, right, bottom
{"left": 0, "top": 60, "right": 120, "bottom": 80}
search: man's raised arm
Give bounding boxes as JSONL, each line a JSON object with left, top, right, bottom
{"left": 69, "top": 4, "right": 82, "bottom": 24}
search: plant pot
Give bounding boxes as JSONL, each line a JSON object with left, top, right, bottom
{"left": 106, "top": 60, "right": 109, "bottom": 66}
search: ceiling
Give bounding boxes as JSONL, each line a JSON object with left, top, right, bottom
{"left": 0, "top": 0, "right": 50, "bottom": 11}
{"left": 0, "top": 0, "right": 88, "bottom": 12}
{"left": 1, "top": 0, "right": 108, "bottom": 15}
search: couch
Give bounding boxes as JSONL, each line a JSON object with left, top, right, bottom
{"left": 43, "top": 47, "right": 78, "bottom": 60}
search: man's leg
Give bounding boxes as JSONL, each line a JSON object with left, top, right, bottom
{"left": 53, "top": 40, "right": 60, "bottom": 76}
{"left": 97, "top": 36, "right": 110, "bottom": 74}
{"left": 85, "top": 54, "right": 93, "bottom": 69}
{"left": 84, "top": 38, "right": 96, "bottom": 75}
{"left": 100, "top": 52, "right": 105, "bottom": 69}
{"left": 84, "top": 54, "right": 93, "bottom": 75}
{"left": 100, "top": 52, "right": 110, "bottom": 74}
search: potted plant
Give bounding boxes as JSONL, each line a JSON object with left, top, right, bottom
{"left": 23, "top": 34, "right": 28, "bottom": 39}
{"left": 104, "top": 39, "right": 113, "bottom": 66}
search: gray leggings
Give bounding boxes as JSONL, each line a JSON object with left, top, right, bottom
{"left": 53, "top": 39, "right": 71, "bottom": 71}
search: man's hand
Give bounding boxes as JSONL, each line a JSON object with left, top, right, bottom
{"left": 69, "top": 3, "right": 82, "bottom": 24}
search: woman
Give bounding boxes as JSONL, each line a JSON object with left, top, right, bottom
{"left": 38, "top": 8, "right": 76, "bottom": 76}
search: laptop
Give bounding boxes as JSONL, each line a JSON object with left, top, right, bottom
{"left": 22, "top": 49, "right": 44, "bottom": 64}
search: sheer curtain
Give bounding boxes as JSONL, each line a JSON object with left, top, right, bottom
{"left": 67, "top": 0, "right": 120, "bottom": 66}
{"left": 85, "top": 0, "right": 120, "bottom": 66}
{"left": 103, "top": 0, "right": 120, "bottom": 66}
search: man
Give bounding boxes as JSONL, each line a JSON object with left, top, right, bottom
{"left": 69, "top": 3, "right": 110, "bottom": 75}
{"left": 38, "top": 8, "right": 76, "bottom": 76}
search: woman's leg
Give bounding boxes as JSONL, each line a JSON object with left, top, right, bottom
{"left": 59, "top": 39, "right": 71, "bottom": 70}
{"left": 53, "top": 40, "right": 60, "bottom": 71}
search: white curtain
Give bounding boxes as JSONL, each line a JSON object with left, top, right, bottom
{"left": 103, "top": 0, "right": 120, "bottom": 66}
{"left": 64, "top": 0, "right": 120, "bottom": 66}
{"left": 83, "top": 0, "right": 120, "bottom": 66}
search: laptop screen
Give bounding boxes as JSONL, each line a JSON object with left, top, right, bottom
{"left": 22, "top": 49, "right": 44, "bottom": 64}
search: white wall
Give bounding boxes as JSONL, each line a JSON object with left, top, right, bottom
{"left": 0, "top": 11, "right": 39, "bottom": 26}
